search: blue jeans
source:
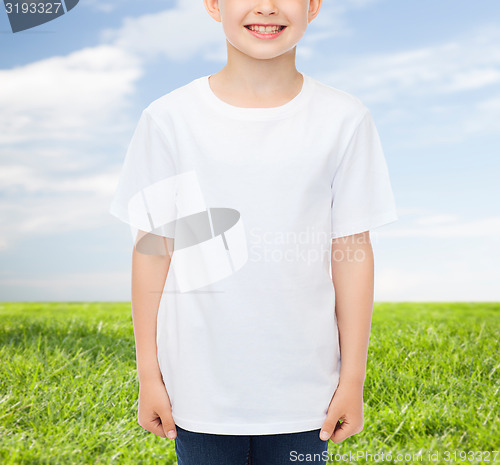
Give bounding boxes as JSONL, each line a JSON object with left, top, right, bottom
{"left": 174, "top": 426, "right": 329, "bottom": 465}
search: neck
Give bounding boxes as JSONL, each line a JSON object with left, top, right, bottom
{"left": 216, "top": 40, "right": 302, "bottom": 98}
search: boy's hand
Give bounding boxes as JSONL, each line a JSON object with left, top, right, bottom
{"left": 319, "top": 382, "right": 364, "bottom": 443}
{"left": 137, "top": 378, "right": 177, "bottom": 440}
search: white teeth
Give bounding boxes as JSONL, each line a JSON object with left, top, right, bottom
{"left": 248, "top": 25, "right": 283, "bottom": 34}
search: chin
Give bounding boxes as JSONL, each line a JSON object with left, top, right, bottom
{"left": 231, "top": 43, "right": 291, "bottom": 60}
{"left": 248, "top": 51, "right": 285, "bottom": 60}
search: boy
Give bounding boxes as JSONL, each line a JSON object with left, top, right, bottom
{"left": 109, "top": 0, "right": 398, "bottom": 463}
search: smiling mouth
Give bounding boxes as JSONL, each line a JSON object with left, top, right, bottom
{"left": 244, "top": 25, "right": 286, "bottom": 34}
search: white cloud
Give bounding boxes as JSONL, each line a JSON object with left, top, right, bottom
{"left": 0, "top": 162, "right": 123, "bottom": 251}
{"left": 313, "top": 23, "right": 500, "bottom": 144}
{"left": 0, "top": 177, "right": 120, "bottom": 244}
{"left": 462, "top": 93, "right": 500, "bottom": 135}
{"left": 100, "top": 0, "right": 225, "bottom": 62}
{"left": 383, "top": 216, "right": 500, "bottom": 238}
{"left": 0, "top": 164, "right": 118, "bottom": 195}
{"left": 0, "top": 44, "right": 142, "bottom": 144}
{"left": 414, "top": 214, "right": 460, "bottom": 225}
{"left": 376, "top": 265, "right": 500, "bottom": 301}
{"left": 0, "top": 271, "right": 132, "bottom": 301}
{"left": 318, "top": 24, "right": 500, "bottom": 105}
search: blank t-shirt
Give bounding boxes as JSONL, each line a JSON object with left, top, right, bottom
{"left": 109, "top": 72, "right": 398, "bottom": 435}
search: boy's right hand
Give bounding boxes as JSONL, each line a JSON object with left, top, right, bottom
{"left": 137, "top": 379, "right": 177, "bottom": 440}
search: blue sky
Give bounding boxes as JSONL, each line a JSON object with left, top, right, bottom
{"left": 0, "top": 0, "right": 499, "bottom": 302}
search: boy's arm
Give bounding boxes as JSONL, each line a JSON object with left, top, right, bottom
{"left": 131, "top": 233, "right": 172, "bottom": 384}
{"left": 333, "top": 230, "right": 374, "bottom": 387}
{"left": 319, "top": 230, "right": 373, "bottom": 443}
{"left": 132, "top": 233, "right": 179, "bottom": 440}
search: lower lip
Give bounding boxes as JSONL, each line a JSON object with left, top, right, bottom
{"left": 245, "top": 26, "right": 286, "bottom": 40}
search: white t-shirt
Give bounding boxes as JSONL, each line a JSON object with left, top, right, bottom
{"left": 109, "top": 72, "right": 398, "bottom": 435}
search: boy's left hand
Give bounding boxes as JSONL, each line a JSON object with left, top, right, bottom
{"left": 319, "top": 382, "right": 364, "bottom": 443}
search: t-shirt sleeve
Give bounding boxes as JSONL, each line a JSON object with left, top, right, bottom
{"left": 330, "top": 108, "right": 398, "bottom": 239}
{"left": 108, "top": 109, "right": 179, "bottom": 250}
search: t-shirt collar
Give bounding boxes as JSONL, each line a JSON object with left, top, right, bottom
{"left": 196, "top": 72, "right": 313, "bottom": 120}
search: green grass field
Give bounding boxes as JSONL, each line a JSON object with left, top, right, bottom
{"left": 0, "top": 302, "right": 498, "bottom": 464}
